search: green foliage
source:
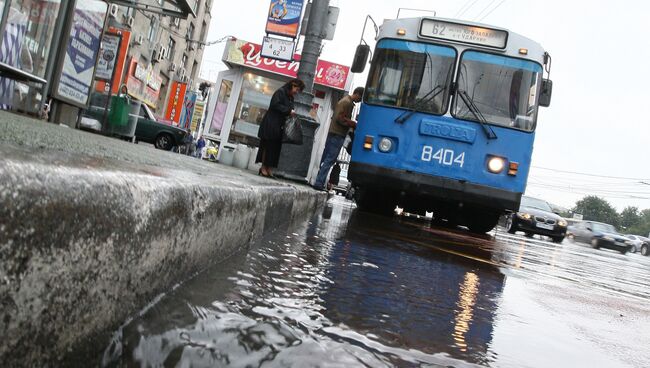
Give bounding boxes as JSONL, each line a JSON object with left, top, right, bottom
{"left": 627, "top": 209, "right": 650, "bottom": 236}
{"left": 572, "top": 196, "right": 620, "bottom": 228}
{"left": 619, "top": 206, "right": 640, "bottom": 230}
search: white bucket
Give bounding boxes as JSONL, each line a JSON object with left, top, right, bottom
{"left": 233, "top": 144, "right": 251, "bottom": 169}
{"left": 247, "top": 147, "right": 261, "bottom": 172}
{"left": 219, "top": 146, "right": 235, "bottom": 166}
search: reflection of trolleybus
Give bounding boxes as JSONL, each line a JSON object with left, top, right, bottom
{"left": 349, "top": 16, "right": 553, "bottom": 233}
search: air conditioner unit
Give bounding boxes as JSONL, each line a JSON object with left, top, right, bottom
{"left": 173, "top": 17, "right": 180, "bottom": 27}
{"left": 133, "top": 34, "right": 143, "bottom": 45}
{"left": 179, "top": 68, "right": 186, "bottom": 78}
{"left": 126, "top": 16, "right": 134, "bottom": 28}
{"left": 109, "top": 4, "right": 119, "bottom": 18}
{"left": 169, "top": 63, "right": 177, "bottom": 72}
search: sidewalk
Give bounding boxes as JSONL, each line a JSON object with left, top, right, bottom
{"left": 0, "top": 112, "right": 326, "bottom": 366}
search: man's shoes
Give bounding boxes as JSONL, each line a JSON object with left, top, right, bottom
{"left": 312, "top": 185, "right": 327, "bottom": 192}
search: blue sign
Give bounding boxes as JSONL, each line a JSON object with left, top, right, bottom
{"left": 56, "top": 1, "right": 106, "bottom": 107}
{"left": 265, "top": 0, "right": 304, "bottom": 38}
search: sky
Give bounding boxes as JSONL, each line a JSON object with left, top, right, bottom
{"left": 199, "top": 0, "right": 650, "bottom": 211}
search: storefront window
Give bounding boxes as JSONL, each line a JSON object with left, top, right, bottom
{"left": 208, "top": 79, "right": 232, "bottom": 136}
{"left": 0, "top": 0, "right": 62, "bottom": 113}
{"left": 229, "top": 72, "right": 284, "bottom": 146}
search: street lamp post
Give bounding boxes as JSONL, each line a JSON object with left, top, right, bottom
{"left": 276, "top": 0, "right": 331, "bottom": 182}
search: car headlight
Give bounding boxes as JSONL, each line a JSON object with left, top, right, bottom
{"left": 603, "top": 236, "right": 614, "bottom": 242}
{"left": 378, "top": 137, "right": 393, "bottom": 152}
{"left": 487, "top": 156, "right": 505, "bottom": 174}
{"left": 517, "top": 212, "right": 532, "bottom": 220}
{"left": 558, "top": 220, "right": 567, "bottom": 227}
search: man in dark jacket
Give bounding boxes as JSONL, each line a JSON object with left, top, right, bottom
{"left": 256, "top": 78, "right": 305, "bottom": 178}
{"left": 313, "top": 87, "right": 364, "bottom": 191}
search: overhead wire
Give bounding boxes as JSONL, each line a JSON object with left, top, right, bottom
{"left": 473, "top": 0, "right": 498, "bottom": 21}
{"left": 531, "top": 166, "right": 650, "bottom": 181}
{"left": 457, "top": 0, "right": 482, "bottom": 18}
{"left": 478, "top": 0, "right": 507, "bottom": 22}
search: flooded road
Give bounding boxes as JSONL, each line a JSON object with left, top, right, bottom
{"left": 102, "top": 196, "right": 650, "bottom": 367}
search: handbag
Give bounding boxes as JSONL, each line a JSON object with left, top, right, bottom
{"left": 282, "top": 116, "right": 303, "bottom": 145}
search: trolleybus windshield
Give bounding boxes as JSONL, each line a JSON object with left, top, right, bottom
{"left": 453, "top": 51, "right": 543, "bottom": 132}
{"left": 365, "top": 40, "right": 456, "bottom": 115}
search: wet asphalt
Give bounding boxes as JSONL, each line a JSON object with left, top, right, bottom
{"left": 101, "top": 196, "right": 650, "bottom": 368}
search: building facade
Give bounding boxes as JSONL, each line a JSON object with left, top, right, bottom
{"left": 108, "top": 0, "right": 212, "bottom": 117}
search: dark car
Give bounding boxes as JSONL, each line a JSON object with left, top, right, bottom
{"left": 80, "top": 94, "right": 187, "bottom": 150}
{"left": 571, "top": 221, "right": 633, "bottom": 255}
{"left": 505, "top": 196, "right": 568, "bottom": 243}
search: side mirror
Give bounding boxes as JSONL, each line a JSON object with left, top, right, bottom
{"left": 351, "top": 44, "right": 370, "bottom": 73}
{"left": 539, "top": 79, "right": 552, "bottom": 107}
{"left": 586, "top": 227, "right": 592, "bottom": 232}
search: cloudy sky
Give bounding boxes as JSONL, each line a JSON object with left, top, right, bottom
{"left": 199, "top": 0, "right": 650, "bottom": 211}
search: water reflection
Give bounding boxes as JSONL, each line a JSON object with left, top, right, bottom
{"left": 103, "top": 198, "right": 505, "bottom": 367}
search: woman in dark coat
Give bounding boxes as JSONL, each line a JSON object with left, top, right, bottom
{"left": 256, "top": 78, "right": 305, "bottom": 177}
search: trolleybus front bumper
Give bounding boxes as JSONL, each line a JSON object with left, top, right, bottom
{"left": 349, "top": 162, "right": 521, "bottom": 212}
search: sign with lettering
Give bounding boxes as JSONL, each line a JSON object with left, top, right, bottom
{"left": 419, "top": 18, "right": 508, "bottom": 49}
{"left": 55, "top": 0, "right": 107, "bottom": 107}
{"left": 95, "top": 33, "right": 120, "bottom": 81}
{"left": 419, "top": 119, "right": 477, "bottom": 144}
{"left": 261, "top": 36, "right": 295, "bottom": 61}
{"left": 265, "top": 0, "right": 304, "bottom": 38}
{"left": 125, "top": 58, "right": 163, "bottom": 108}
{"left": 165, "top": 81, "right": 188, "bottom": 125}
{"left": 223, "top": 38, "right": 351, "bottom": 90}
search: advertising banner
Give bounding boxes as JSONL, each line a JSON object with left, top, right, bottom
{"left": 223, "top": 39, "right": 351, "bottom": 90}
{"left": 165, "top": 81, "right": 188, "bottom": 125}
{"left": 95, "top": 27, "right": 131, "bottom": 94}
{"left": 191, "top": 100, "right": 205, "bottom": 132}
{"left": 179, "top": 91, "right": 197, "bottom": 130}
{"left": 55, "top": 0, "right": 107, "bottom": 107}
{"left": 95, "top": 34, "right": 120, "bottom": 81}
{"left": 265, "top": 0, "right": 304, "bottom": 38}
{"left": 125, "top": 58, "right": 162, "bottom": 108}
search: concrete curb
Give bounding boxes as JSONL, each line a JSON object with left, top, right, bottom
{"left": 0, "top": 116, "right": 326, "bottom": 365}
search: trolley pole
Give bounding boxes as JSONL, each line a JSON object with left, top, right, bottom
{"left": 277, "top": 0, "right": 331, "bottom": 182}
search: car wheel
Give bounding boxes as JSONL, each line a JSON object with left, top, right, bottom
{"left": 552, "top": 236, "right": 564, "bottom": 244}
{"left": 591, "top": 238, "right": 600, "bottom": 249}
{"left": 619, "top": 248, "right": 628, "bottom": 255}
{"left": 505, "top": 215, "right": 517, "bottom": 234}
{"left": 628, "top": 245, "right": 636, "bottom": 253}
{"left": 154, "top": 133, "right": 174, "bottom": 150}
{"left": 641, "top": 244, "right": 649, "bottom": 256}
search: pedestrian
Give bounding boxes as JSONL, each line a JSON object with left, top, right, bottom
{"left": 183, "top": 129, "right": 195, "bottom": 156}
{"left": 313, "top": 87, "right": 364, "bottom": 191}
{"left": 195, "top": 135, "right": 206, "bottom": 158}
{"left": 256, "top": 78, "right": 305, "bottom": 178}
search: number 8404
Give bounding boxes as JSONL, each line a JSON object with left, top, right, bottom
{"left": 421, "top": 146, "right": 465, "bottom": 168}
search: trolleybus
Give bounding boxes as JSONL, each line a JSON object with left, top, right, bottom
{"left": 348, "top": 16, "right": 553, "bottom": 233}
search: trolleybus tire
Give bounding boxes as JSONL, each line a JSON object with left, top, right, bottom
{"left": 465, "top": 213, "right": 500, "bottom": 234}
{"left": 355, "top": 189, "right": 396, "bottom": 216}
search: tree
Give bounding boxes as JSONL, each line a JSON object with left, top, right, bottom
{"left": 628, "top": 209, "right": 650, "bottom": 236}
{"left": 572, "top": 196, "right": 620, "bottom": 228}
{"left": 619, "top": 206, "right": 640, "bottom": 230}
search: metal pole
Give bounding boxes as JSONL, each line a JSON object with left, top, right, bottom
{"left": 293, "top": 0, "right": 329, "bottom": 116}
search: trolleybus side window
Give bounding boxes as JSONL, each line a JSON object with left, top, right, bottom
{"left": 365, "top": 40, "right": 456, "bottom": 115}
{"left": 453, "top": 51, "right": 543, "bottom": 132}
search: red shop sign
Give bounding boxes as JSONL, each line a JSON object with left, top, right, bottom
{"left": 223, "top": 39, "right": 350, "bottom": 90}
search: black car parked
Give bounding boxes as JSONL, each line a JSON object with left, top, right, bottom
{"left": 571, "top": 221, "right": 633, "bottom": 255}
{"left": 505, "top": 196, "right": 568, "bottom": 243}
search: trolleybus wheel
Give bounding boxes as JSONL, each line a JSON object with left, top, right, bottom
{"left": 355, "top": 189, "right": 396, "bottom": 216}
{"left": 465, "top": 213, "right": 500, "bottom": 234}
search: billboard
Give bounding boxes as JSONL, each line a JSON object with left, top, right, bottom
{"left": 125, "top": 58, "right": 163, "bottom": 108}
{"left": 54, "top": 0, "right": 107, "bottom": 107}
{"left": 265, "top": 0, "right": 304, "bottom": 38}
{"left": 165, "top": 81, "right": 188, "bottom": 125}
{"left": 95, "top": 27, "right": 131, "bottom": 95}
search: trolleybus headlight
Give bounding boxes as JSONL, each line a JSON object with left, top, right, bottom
{"left": 378, "top": 138, "right": 393, "bottom": 152}
{"left": 487, "top": 156, "right": 506, "bottom": 174}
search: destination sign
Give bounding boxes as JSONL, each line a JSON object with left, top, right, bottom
{"left": 419, "top": 19, "right": 508, "bottom": 49}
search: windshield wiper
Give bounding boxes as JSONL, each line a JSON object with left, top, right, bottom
{"left": 394, "top": 85, "right": 445, "bottom": 124}
{"left": 456, "top": 88, "right": 497, "bottom": 140}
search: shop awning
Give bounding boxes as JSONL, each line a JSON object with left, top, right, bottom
{"left": 109, "top": 0, "right": 196, "bottom": 19}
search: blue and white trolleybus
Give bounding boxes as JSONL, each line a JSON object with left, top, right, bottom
{"left": 349, "top": 16, "right": 553, "bottom": 233}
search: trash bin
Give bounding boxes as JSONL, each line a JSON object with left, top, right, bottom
{"left": 248, "top": 147, "right": 261, "bottom": 173}
{"left": 233, "top": 144, "right": 251, "bottom": 169}
{"left": 219, "top": 145, "right": 235, "bottom": 166}
{"left": 108, "top": 96, "right": 139, "bottom": 138}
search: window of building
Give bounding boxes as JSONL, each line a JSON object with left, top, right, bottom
{"left": 229, "top": 72, "right": 285, "bottom": 146}
{"left": 167, "top": 37, "right": 176, "bottom": 61}
{"left": 181, "top": 53, "right": 188, "bottom": 66}
{"left": 191, "top": 60, "right": 198, "bottom": 80}
{"left": 147, "top": 17, "right": 157, "bottom": 42}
